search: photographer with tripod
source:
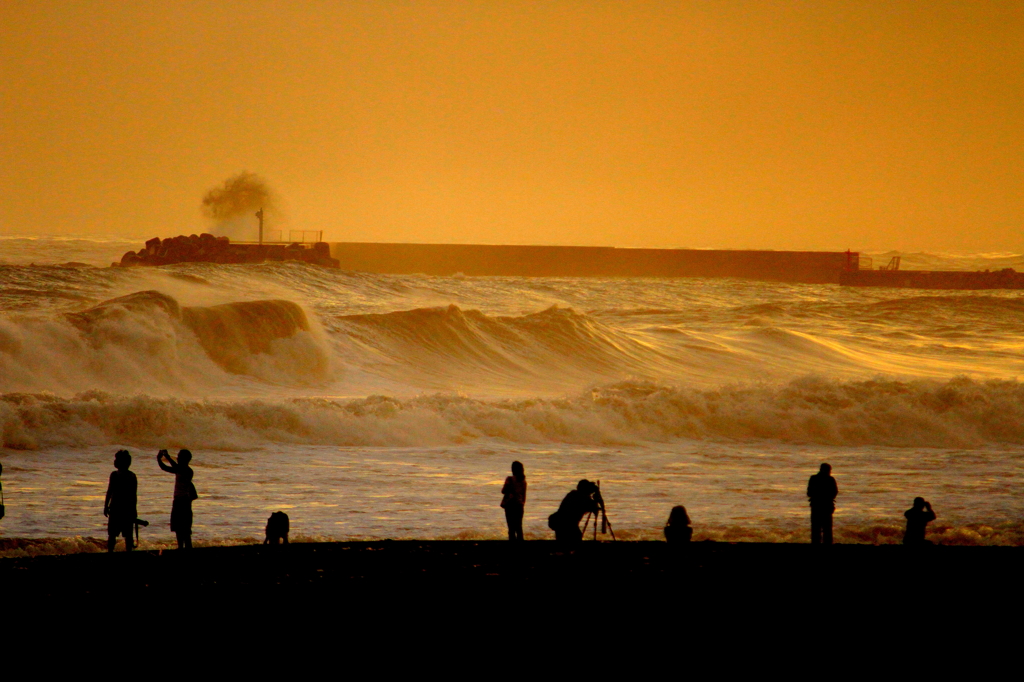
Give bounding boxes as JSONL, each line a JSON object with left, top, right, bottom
{"left": 548, "top": 479, "right": 614, "bottom": 543}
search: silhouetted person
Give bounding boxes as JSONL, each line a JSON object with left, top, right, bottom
{"left": 903, "top": 497, "right": 936, "bottom": 546}
{"left": 0, "top": 461, "right": 6, "bottom": 523}
{"left": 807, "top": 462, "right": 838, "bottom": 545}
{"left": 548, "top": 479, "right": 600, "bottom": 543}
{"left": 664, "top": 505, "right": 693, "bottom": 544}
{"left": 500, "top": 461, "right": 527, "bottom": 541}
{"left": 104, "top": 450, "right": 138, "bottom": 552}
{"left": 158, "top": 448, "right": 197, "bottom": 550}
{"left": 264, "top": 511, "right": 290, "bottom": 545}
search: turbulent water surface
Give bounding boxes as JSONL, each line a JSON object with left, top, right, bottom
{"left": 1, "top": 236, "right": 1022, "bottom": 552}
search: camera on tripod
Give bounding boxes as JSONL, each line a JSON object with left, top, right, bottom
{"left": 581, "top": 480, "right": 615, "bottom": 541}
{"left": 548, "top": 478, "right": 617, "bottom": 542}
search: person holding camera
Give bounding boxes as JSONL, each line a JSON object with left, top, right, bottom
{"left": 903, "top": 497, "right": 937, "bottom": 546}
{"left": 806, "top": 462, "right": 838, "bottom": 545}
{"left": 104, "top": 450, "right": 138, "bottom": 552}
{"left": 548, "top": 479, "right": 600, "bottom": 543}
{"left": 158, "top": 449, "right": 198, "bottom": 550}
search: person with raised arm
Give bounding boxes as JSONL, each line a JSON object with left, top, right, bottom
{"left": 903, "top": 497, "right": 937, "bottom": 546}
{"left": 157, "top": 449, "right": 197, "bottom": 550}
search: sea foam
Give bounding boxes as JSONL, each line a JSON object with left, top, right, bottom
{"left": 3, "top": 376, "right": 1023, "bottom": 450}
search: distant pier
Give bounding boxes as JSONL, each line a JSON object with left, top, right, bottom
{"left": 328, "top": 242, "right": 855, "bottom": 284}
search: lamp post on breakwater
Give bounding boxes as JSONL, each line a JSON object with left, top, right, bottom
{"left": 256, "top": 208, "right": 264, "bottom": 245}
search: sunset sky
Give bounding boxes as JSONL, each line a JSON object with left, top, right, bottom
{"left": 2, "top": 1, "right": 1021, "bottom": 251}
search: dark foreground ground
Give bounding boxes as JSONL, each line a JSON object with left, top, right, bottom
{"left": 3, "top": 540, "right": 1020, "bottom": 599}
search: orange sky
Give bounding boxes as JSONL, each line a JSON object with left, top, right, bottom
{"left": 2, "top": 1, "right": 1022, "bottom": 250}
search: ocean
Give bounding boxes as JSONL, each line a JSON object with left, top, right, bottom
{"left": 1, "top": 235, "right": 1022, "bottom": 554}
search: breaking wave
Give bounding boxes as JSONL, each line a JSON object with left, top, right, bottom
{"left": 0, "top": 290, "right": 331, "bottom": 394}
{"left": 333, "top": 304, "right": 686, "bottom": 388}
{"left": 3, "top": 376, "right": 1023, "bottom": 450}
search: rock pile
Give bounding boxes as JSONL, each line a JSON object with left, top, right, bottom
{"left": 115, "top": 234, "right": 339, "bottom": 268}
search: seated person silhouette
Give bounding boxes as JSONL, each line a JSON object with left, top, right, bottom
{"left": 104, "top": 450, "right": 138, "bottom": 553}
{"left": 903, "top": 497, "right": 936, "bottom": 546}
{"left": 664, "top": 505, "right": 693, "bottom": 544}
{"left": 548, "top": 479, "right": 600, "bottom": 542}
{"left": 264, "top": 511, "right": 290, "bottom": 545}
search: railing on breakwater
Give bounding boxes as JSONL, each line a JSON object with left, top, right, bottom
{"left": 234, "top": 230, "right": 324, "bottom": 246}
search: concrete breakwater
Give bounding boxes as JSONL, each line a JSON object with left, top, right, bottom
{"left": 328, "top": 242, "right": 856, "bottom": 284}
{"left": 840, "top": 268, "right": 1024, "bottom": 290}
{"left": 115, "top": 234, "right": 340, "bottom": 268}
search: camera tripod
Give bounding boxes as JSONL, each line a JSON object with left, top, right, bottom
{"left": 580, "top": 480, "right": 616, "bottom": 541}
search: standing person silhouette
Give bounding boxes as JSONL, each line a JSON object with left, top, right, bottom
{"left": 0, "top": 461, "right": 6, "bottom": 525}
{"left": 806, "top": 463, "right": 838, "bottom": 545}
{"left": 903, "top": 497, "right": 937, "bottom": 546}
{"left": 500, "top": 461, "right": 527, "bottom": 541}
{"left": 158, "top": 449, "right": 197, "bottom": 550}
{"left": 104, "top": 450, "right": 138, "bottom": 552}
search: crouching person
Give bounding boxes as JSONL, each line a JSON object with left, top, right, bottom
{"left": 264, "top": 511, "right": 290, "bottom": 545}
{"left": 548, "top": 479, "right": 600, "bottom": 543}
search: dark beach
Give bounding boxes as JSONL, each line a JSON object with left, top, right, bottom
{"left": 3, "top": 541, "right": 1020, "bottom": 599}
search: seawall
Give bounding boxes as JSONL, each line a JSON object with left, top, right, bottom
{"left": 840, "top": 269, "right": 1024, "bottom": 290}
{"left": 329, "top": 243, "right": 855, "bottom": 284}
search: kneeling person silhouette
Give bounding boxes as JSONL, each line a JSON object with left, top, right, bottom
{"left": 548, "top": 479, "right": 600, "bottom": 543}
{"left": 265, "top": 511, "right": 290, "bottom": 545}
{"left": 104, "top": 450, "right": 138, "bottom": 553}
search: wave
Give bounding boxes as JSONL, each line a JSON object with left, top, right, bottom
{"left": 3, "top": 376, "right": 1023, "bottom": 450}
{"left": 333, "top": 304, "right": 687, "bottom": 389}
{"left": 4, "top": 251, "right": 1024, "bottom": 398}
{"left": 863, "top": 294, "right": 1024, "bottom": 316}
{"left": 0, "top": 290, "right": 331, "bottom": 394}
